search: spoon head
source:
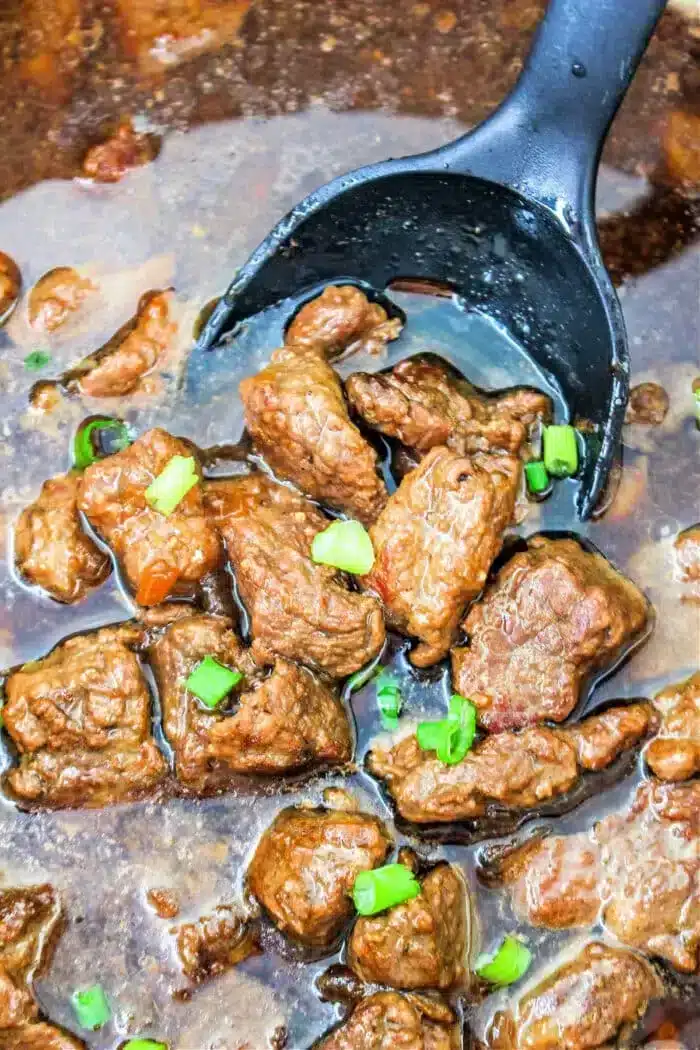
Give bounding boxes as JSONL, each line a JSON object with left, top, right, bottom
{"left": 198, "top": 165, "right": 627, "bottom": 519}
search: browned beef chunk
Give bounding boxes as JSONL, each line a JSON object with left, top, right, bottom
{"left": 79, "top": 428, "right": 221, "bottom": 606}
{"left": 348, "top": 863, "right": 467, "bottom": 990}
{"left": 485, "top": 942, "right": 662, "bottom": 1050}
{"left": 28, "top": 267, "right": 96, "bottom": 332}
{"left": 315, "top": 991, "right": 460, "bottom": 1050}
{"left": 452, "top": 536, "right": 650, "bottom": 732}
{"left": 501, "top": 780, "right": 700, "bottom": 973}
{"left": 362, "top": 446, "right": 520, "bottom": 667}
{"left": 286, "top": 285, "right": 402, "bottom": 359}
{"left": 247, "top": 806, "right": 391, "bottom": 948}
{"left": 0, "top": 885, "right": 62, "bottom": 1028}
{"left": 646, "top": 672, "right": 700, "bottom": 782}
{"left": 239, "top": 344, "right": 387, "bottom": 526}
{"left": 176, "top": 904, "right": 259, "bottom": 985}
{"left": 205, "top": 474, "right": 385, "bottom": 678}
{"left": 368, "top": 702, "right": 652, "bottom": 824}
{"left": 624, "top": 382, "right": 670, "bottom": 425}
{"left": 674, "top": 525, "right": 700, "bottom": 583}
{"left": 2, "top": 627, "right": 167, "bottom": 808}
{"left": 346, "top": 355, "right": 551, "bottom": 456}
{"left": 151, "top": 614, "right": 352, "bottom": 793}
{"left": 82, "top": 119, "right": 158, "bottom": 182}
{"left": 78, "top": 290, "right": 176, "bottom": 397}
{"left": 0, "top": 1024, "right": 86, "bottom": 1049}
{"left": 0, "top": 252, "right": 21, "bottom": 324}
{"left": 15, "top": 472, "right": 111, "bottom": 603}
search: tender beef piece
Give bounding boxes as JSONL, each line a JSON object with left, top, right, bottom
{"left": 2, "top": 627, "right": 167, "bottom": 808}
{"left": 362, "top": 445, "right": 520, "bottom": 667}
{"left": 28, "top": 267, "right": 96, "bottom": 332}
{"left": 500, "top": 780, "right": 700, "bottom": 973}
{"left": 452, "top": 536, "right": 650, "bottom": 732}
{"left": 286, "top": 285, "right": 402, "bottom": 358}
{"left": 0, "top": 1024, "right": 86, "bottom": 1049}
{"left": 624, "top": 381, "right": 670, "bottom": 425}
{"left": 674, "top": 524, "right": 700, "bottom": 582}
{"left": 151, "top": 614, "right": 352, "bottom": 793}
{"left": 486, "top": 942, "right": 662, "bottom": 1050}
{"left": 0, "top": 251, "right": 21, "bottom": 324}
{"left": 82, "top": 120, "right": 158, "bottom": 182}
{"left": 0, "top": 885, "right": 62, "bottom": 1028}
{"left": 147, "top": 888, "right": 180, "bottom": 919}
{"left": 315, "top": 991, "right": 460, "bottom": 1050}
{"left": 79, "top": 428, "right": 220, "bottom": 606}
{"left": 368, "top": 702, "right": 652, "bottom": 824}
{"left": 15, "top": 472, "right": 111, "bottom": 603}
{"left": 239, "top": 344, "right": 387, "bottom": 525}
{"left": 346, "top": 355, "right": 551, "bottom": 456}
{"left": 176, "top": 904, "right": 259, "bottom": 984}
{"left": 646, "top": 672, "right": 700, "bottom": 782}
{"left": 205, "top": 474, "right": 385, "bottom": 678}
{"left": 348, "top": 863, "right": 467, "bottom": 990}
{"left": 247, "top": 806, "right": 391, "bottom": 948}
{"left": 77, "top": 289, "right": 176, "bottom": 397}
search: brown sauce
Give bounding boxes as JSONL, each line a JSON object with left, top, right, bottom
{"left": 0, "top": 2, "right": 698, "bottom": 1048}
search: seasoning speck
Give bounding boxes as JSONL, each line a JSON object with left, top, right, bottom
{"left": 24, "top": 350, "right": 51, "bottom": 372}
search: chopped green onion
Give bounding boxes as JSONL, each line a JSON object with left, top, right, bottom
{"left": 416, "top": 694, "right": 477, "bottom": 765}
{"left": 74, "top": 417, "right": 131, "bottom": 469}
{"left": 542, "top": 424, "right": 579, "bottom": 478}
{"left": 311, "top": 519, "right": 375, "bottom": 575}
{"left": 72, "top": 984, "right": 111, "bottom": 1030}
{"left": 185, "top": 656, "right": 243, "bottom": 709}
{"left": 24, "top": 350, "right": 51, "bottom": 372}
{"left": 353, "top": 863, "right": 421, "bottom": 916}
{"left": 524, "top": 460, "right": 550, "bottom": 495}
{"left": 145, "top": 455, "right": 199, "bottom": 516}
{"left": 346, "top": 661, "right": 382, "bottom": 694}
{"left": 376, "top": 674, "right": 402, "bottom": 731}
{"left": 475, "top": 936, "right": 532, "bottom": 986}
{"left": 121, "top": 1042, "right": 168, "bottom": 1050}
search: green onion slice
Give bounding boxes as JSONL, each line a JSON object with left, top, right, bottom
{"left": 145, "top": 455, "right": 199, "bottom": 516}
{"left": 474, "top": 935, "right": 532, "bottom": 985}
{"left": 24, "top": 350, "right": 51, "bottom": 372}
{"left": 524, "top": 460, "right": 550, "bottom": 495}
{"left": 353, "top": 863, "right": 421, "bottom": 916}
{"left": 72, "top": 984, "right": 111, "bottom": 1030}
{"left": 74, "top": 417, "right": 131, "bottom": 469}
{"left": 416, "top": 720, "right": 446, "bottom": 751}
{"left": 542, "top": 424, "right": 579, "bottom": 478}
{"left": 311, "top": 519, "right": 375, "bottom": 575}
{"left": 185, "top": 656, "right": 243, "bottom": 709}
{"left": 416, "top": 694, "right": 477, "bottom": 765}
{"left": 375, "top": 670, "right": 402, "bottom": 730}
{"left": 346, "top": 660, "right": 382, "bottom": 694}
{"left": 121, "top": 1041, "right": 168, "bottom": 1050}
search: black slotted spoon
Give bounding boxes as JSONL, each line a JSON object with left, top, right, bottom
{"left": 197, "top": 0, "right": 667, "bottom": 518}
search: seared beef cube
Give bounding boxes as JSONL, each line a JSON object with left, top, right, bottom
{"left": 452, "top": 536, "right": 650, "bottom": 732}
{"left": 205, "top": 474, "right": 385, "bottom": 678}
{"left": 486, "top": 942, "right": 662, "bottom": 1050}
{"left": 176, "top": 904, "right": 259, "bottom": 985}
{"left": 624, "top": 381, "right": 670, "bottom": 425}
{"left": 362, "top": 446, "right": 520, "bottom": 667}
{"left": 78, "top": 290, "right": 175, "bottom": 397}
{"left": 287, "top": 285, "right": 402, "bottom": 358}
{"left": 2, "top": 627, "right": 167, "bottom": 808}
{"left": 151, "top": 615, "right": 352, "bottom": 793}
{"left": 0, "top": 1024, "right": 86, "bottom": 1049}
{"left": 82, "top": 120, "right": 158, "bottom": 184}
{"left": 501, "top": 780, "right": 700, "bottom": 973}
{"left": 348, "top": 863, "right": 467, "bottom": 990}
{"left": 0, "top": 251, "right": 21, "bottom": 324}
{"left": 646, "top": 672, "right": 700, "bottom": 782}
{"left": 315, "top": 991, "right": 460, "bottom": 1050}
{"left": 79, "top": 428, "right": 220, "bottom": 606}
{"left": 368, "top": 702, "right": 652, "bottom": 824}
{"left": 346, "top": 355, "right": 551, "bottom": 456}
{"left": 247, "top": 806, "right": 391, "bottom": 948}
{"left": 674, "top": 524, "right": 700, "bottom": 582}
{"left": 15, "top": 472, "right": 111, "bottom": 603}
{"left": 0, "top": 885, "right": 62, "bottom": 1028}
{"left": 239, "top": 345, "right": 387, "bottom": 526}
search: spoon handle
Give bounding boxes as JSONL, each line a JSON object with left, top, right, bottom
{"left": 440, "top": 0, "right": 667, "bottom": 234}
